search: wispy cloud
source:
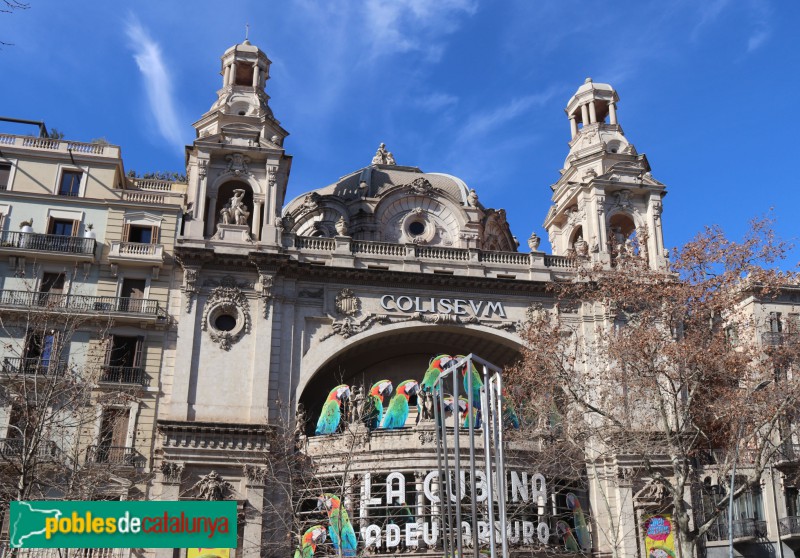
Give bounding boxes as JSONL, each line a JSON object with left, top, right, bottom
{"left": 125, "top": 16, "right": 184, "bottom": 154}
{"left": 458, "top": 89, "right": 557, "bottom": 142}
{"left": 363, "top": 0, "right": 478, "bottom": 61}
{"left": 746, "top": 0, "right": 772, "bottom": 52}
{"left": 414, "top": 92, "right": 459, "bottom": 112}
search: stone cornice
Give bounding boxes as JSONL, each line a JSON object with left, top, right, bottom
{"left": 157, "top": 420, "right": 270, "bottom": 452}
{"left": 176, "top": 245, "right": 562, "bottom": 296}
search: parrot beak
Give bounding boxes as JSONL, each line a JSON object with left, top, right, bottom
{"left": 407, "top": 382, "right": 419, "bottom": 396}
{"left": 337, "top": 386, "right": 351, "bottom": 400}
{"left": 313, "top": 528, "right": 327, "bottom": 544}
{"left": 380, "top": 381, "right": 393, "bottom": 397}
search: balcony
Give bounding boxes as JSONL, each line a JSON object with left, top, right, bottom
{"left": 99, "top": 365, "right": 147, "bottom": 386}
{"left": 0, "top": 438, "right": 62, "bottom": 461}
{"left": 779, "top": 516, "right": 800, "bottom": 540}
{"left": 0, "top": 290, "right": 167, "bottom": 321}
{"left": 762, "top": 332, "right": 800, "bottom": 346}
{"left": 85, "top": 445, "right": 138, "bottom": 466}
{"left": 108, "top": 241, "right": 164, "bottom": 267}
{"left": 0, "top": 231, "right": 96, "bottom": 262}
{"left": 0, "top": 133, "right": 120, "bottom": 158}
{"left": 706, "top": 519, "right": 767, "bottom": 543}
{"left": 0, "top": 356, "right": 67, "bottom": 377}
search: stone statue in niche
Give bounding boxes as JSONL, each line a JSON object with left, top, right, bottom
{"left": 219, "top": 189, "right": 250, "bottom": 226}
{"left": 467, "top": 188, "right": 479, "bottom": 208}
{"left": 574, "top": 235, "right": 589, "bottom": 258}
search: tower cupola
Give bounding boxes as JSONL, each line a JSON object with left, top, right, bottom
{"left": 543, "top": 79, "right": 667, "bottom": 271}
{"left": 565, "top": 77, "right": 620, "bottom": 139}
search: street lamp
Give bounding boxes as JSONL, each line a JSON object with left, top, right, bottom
{"left": 728, "top": 379, "right": 771, "bottom": 558}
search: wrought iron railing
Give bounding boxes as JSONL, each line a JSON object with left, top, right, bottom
{"left": 0, "top": 290, "right": 166, "bottom": 318}
{"left": 0, "top": 231, "right": 96, "bottom": 255}
{"left": 705, "top": 519, "right": 767, "bottom": 541}
{"left": 85, "top": 445, "right": 136, "bottom": 466}
{"left": 0, "top": 542, "right": 129, "bottom": 557}
{"left": 762, "top": 332, "right": 800, "bottom": 346}
{"left": 0, "top": 438, "right": 61, "bottom": 460}
{"left": 0, "top": 357, "right": 67, "bottom": 376}
{"left": 779, "top": 516, "right": 800, "bottom": 537}
{"left": 99, "top": 365, "right": 147, "bottom": 386}
{"left": 0, "top": 542, "right": 131, "bottom": 558}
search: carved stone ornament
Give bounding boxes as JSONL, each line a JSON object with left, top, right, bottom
{"left": 225, "top": 152, "right": 250, "bottom": 176}
{"left": 160, "top": 461, "right": 184, "bottom": 484}
{"left": 467, "top": 189, "right": 479, "bottom": 208}
{"left": 268, "top": 166, "right": 278, "bottom": 188}
{"left": 566, "top": 206, "right": 584, "bottom": 227}
{"left": 201, "top": 276, "right": 252, "bottom": 350}
{"left": 191, "top": 470, "right": 233, "bottom": 501}
{"left": 335, "top": 288, "right": 360, "bottom": 316}
{"left": 371, "top": 143, "right": 396, "bottom": 166}
{"left": 634, "top": 479, "right": 668, "bottom": 506}
{"left": 259, "top": 273, "right": 274, "bottom": 319}
{"left": 198, "top": 160, "right": 208, "bottom": 179}
{"left": 527, "top": 232, "right": 541, "bottom": 252}
{"left": 242, "top": 464, "right": 267, "bottom": 485}
{"left": 321, "top": 311, "right": 521, "bottom": 341}
{"left": 407, "top": 177, "right": 434, "bottom": 195}
{"left": 615, "top": 189, "right": 632, "bottom": 209}
{"left": 418, "top": 429, "right": 436, "bottom": 445}
{"left": 302, "top": 192, "right": 321, "bottom": 212}
{"left": 335, "top": 216, "right": 348, "bottom": 236}
{"left": 183, "top": 267, "right": 199, "bottom": 313}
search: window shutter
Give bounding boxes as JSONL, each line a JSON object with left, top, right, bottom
{"left": 46, "top": 217, "right": 53, "bottom": 235}
{"left": 133, "top": 336, "right": 145, "bottom": 368}
{"left": 122, "top": 223, "right": 130, "bottom": 243}
{"left": 71, "top": 220, "right": 80, "bottom": 237}
{"left": 103, "top": 337, "right": 114, "bottom": 367}
{"left": 150, "top": 225, "right": 160, "bottom": 244}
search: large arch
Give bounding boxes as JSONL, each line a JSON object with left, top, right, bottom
{"left": 297, "top": 322, "right": 524, "bottom": 434}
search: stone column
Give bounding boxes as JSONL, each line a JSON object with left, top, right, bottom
{"left": 608, "top": 102, "right": 617, "bottom": 125}
{"left": 252, "top": 200, "right": 262, "bottom": 240}
{"left": 252, "top": 64, "right": 260, "bottom": 88}
{"left": 154, "top": 461, "right": 184, "bottom": 558}
{"left": 580, "top": 104, "right": 590, "bottom": 127}
{"left": 242, "top": 465, "right": 267, "bottom": 558}
{"left": 205, "top": 196, "right": 217, "bottom": 237}
{"left": 589, "top": 101, "right": 597, "bottom": 124}
{"left": 223, "top": 64, "right": 231, "bottom": 87}
{"left": 569, "top": 116, "right": 578, "bottom": 139}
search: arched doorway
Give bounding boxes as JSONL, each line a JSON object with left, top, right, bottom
{"left": 299, "top": 325, "right": 522, "bottom": 436}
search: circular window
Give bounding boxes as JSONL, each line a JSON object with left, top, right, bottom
{"left": 408, "top": 221, "right": 425, "bottom": 236}
{"left": 214, "top": 314, "right": 237, "bottom": 332}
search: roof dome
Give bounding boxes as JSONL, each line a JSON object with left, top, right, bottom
{"left": 282, "top": 147, "right": 517, "bottom": 252}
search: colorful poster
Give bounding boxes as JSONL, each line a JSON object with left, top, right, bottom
{"left": 643, "top": 514, "right": 676, "bottom": 558}
{"left": 187, "top": 549, "right": 230, "bottom": 558}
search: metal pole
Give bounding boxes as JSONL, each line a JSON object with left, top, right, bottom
{"left": 433, "top": 387, "right": 451, "bottom": 558}
{"left": 452, "top": 360, "right": 464, "bottom": 558}
{"left": 494, "top": 374, "right": 509, "bottom": 558}
{"left": 482, "top": 366, "right": 497, "bottom": 558}
{"left": 467, "top": 356, "right": 478, "bottom": 557}
{"left": 728, "top": 450, "right": 737, "bottom": 558}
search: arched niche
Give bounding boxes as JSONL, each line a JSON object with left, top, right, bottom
{"left": 211, "top": 180, "right": 254, "bottom": 230}
{"left": 297, "top": 323, "right": 522, "bottom": 436}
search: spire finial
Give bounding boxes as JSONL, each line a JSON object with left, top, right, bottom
{"left": 245, "top": 23, "right": 250, "bottom": 41}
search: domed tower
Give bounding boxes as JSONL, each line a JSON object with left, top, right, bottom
{"left": 543, "top": 78, "right": 667, "bottom": 269}
{"left": 183, "top": 39, "right": 292, "bottom": 246}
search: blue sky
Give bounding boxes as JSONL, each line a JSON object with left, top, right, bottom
{"left": 2, "top": 0, "right": 798, "bottom": 259}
